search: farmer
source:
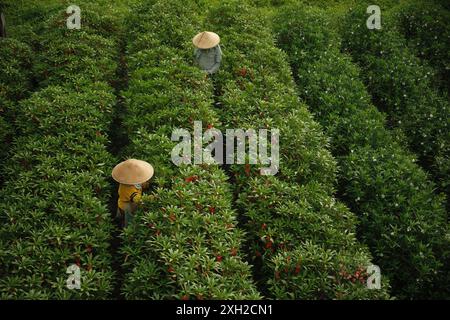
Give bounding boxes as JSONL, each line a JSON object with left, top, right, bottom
{"left": 112, "top": 159, "right": 154, "bottom": 227}
{"left": 193, "top": 31, "right": 222, "bottom": 75}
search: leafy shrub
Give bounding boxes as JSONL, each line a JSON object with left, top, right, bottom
{"left": 274, "top": 4, "right": 449, "bottom": 298}
{"left": 389, "top": 0, "right": 450, "bottom": 92}
{"left": 33, "top": 31, "right": 117, "bottom": 88}
{"left": 119, "top": 0, "right": 261, "bottom": 299}
{"left": 0, "top": 38, "right": 33, "bottom": 109}
{"left": 340, "top": 3, "right": 449, "bottom": 198}
{"left": 206, "top": 0, "right": 389, "bottom": 299}
{"left": 0, "top": 35, "right": 33, "bottom": 188}
{"left": 0, "top": 1, "right": 120, "bottom": 299}
{"left": 0, "top": 116, "right": 12, "bottom": 169}
{"left": 0, "top": 85, "right": 117, "bottom": 299}
{"left": 341, "top": 145, "right": 448, "bottom": 297}
{"left": 122, "top": 165, "right": 261, "bottom": 299}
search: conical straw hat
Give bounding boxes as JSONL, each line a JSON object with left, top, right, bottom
{"left": 112, "top": 159, "right": 154, "bottom": 185}
{"left": 192, "top": 31, "right": 220, "bottom": 49}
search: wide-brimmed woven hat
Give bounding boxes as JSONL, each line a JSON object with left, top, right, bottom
{"left": 112, "top": 159, "right": 154, "bottom": 185}
{"left": 192, "top": 31, "right": 220, "bottom": 49}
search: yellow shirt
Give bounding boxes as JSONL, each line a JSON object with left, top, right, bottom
{"left": 118, "top": 184, "right": 142, "bottom": 211}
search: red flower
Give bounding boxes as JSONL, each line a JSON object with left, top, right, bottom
{"left": 255, "top": 250, "right": 262, "bottom": 257}
{"left": 168, "top": 266, "right": 175, "bottom": 273}
{"left": 261, "top": 223, "right": 267, "bottom": 230}
{"left": 216, "top": 255, "right": 223, "bottom": 262}
{"left": 185, "top": 175, "right": 198, "bottom": 183}
{"left": 209, "top": 207, "right": 216, "bottom": 214}
{"left": 230, "top": 248, "right": 238, "bottom": 256}
{"left": 207, "top": 124, "right": 214, "bottom": 129}
{"left": 181, "top": 295, "right": 189, "bottom": 300}
{"left": 265, "top": 241, "right": 273, "bottom": 249}
{"left": 239, "top": 68, "right": 247, "bottom": 77}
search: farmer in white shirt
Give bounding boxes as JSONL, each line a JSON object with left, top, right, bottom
{"left": 193, "top": 31, "right": 222, "bottom": 75}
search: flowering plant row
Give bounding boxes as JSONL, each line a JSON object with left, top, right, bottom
{"left": 340, "top": 2, "right": 449, "bottom": 202}
{"left": 205, "top": 0, "right": 389, "bottom": 299}
{"left": 274, "top": 5, "right": 449, "bottom": 299}
{"left": 119, "top": 0, "right": 260, "bottom": 299}
{"left": 0, "top": 38, "right": 33, "bottom": 182}
{"left": 0, "top": 3, "right": 121, "bottom": 299}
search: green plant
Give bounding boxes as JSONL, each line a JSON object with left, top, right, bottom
{"left": 274, "top": 4, "right": 449, "bottom": 298}
{"left": 205, "top": 0, "right": 389, "bottom": 299}
{"left": 340, "top": 3, "right": 449, "bottom": 199}
{"left": 119, "top": 0, "right": 261, "bottom": 299}
{"left": 0, "top": 0, "right": 121, "bottom": 299}
{"left": 389, "top": 0, "right": 450, "bottom": 93}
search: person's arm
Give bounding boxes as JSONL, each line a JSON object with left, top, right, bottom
{"left": 207, "top": 45, "right": 222, "bottom": 74}
{"left": 215, "top": 45, "right": 222, "bottom": 63}
{"left": 130, "top": 190, "right": 142, "bottom": 204}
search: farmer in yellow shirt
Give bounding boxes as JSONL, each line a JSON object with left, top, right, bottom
{"left": 112, "top": 159, "right": 154, "bottom": 227}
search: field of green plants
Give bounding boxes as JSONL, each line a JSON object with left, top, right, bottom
{"left": 0, "top": 0, "right": 448, "bottom": 300}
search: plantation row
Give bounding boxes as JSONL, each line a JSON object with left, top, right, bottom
{"left": 1, "top": 0, "right": 448, "bottom": 300}
{"left": 119, "top": 0, "right": 260, "bottom": 299}
{"left": 0, "top": 2, "right": 122, "bottom": 298}
{"left": 0, "top": 38, "right": 33, "bottom": 184}
{"left": 389, "top": 0, "right": 450, "bottom": 94}
{"left": 340, "top": 2, "right": 449, "bottom": 202}
{"left": 204, "top": 0, "right": 389, "bottom": 299}
{"left": 273, "top": 4, "right": 449, "bottom": 299}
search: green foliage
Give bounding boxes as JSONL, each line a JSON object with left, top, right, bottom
{"left": 0, "top": 116, "right": 12, "bottom": 167}
{"left": 0, "top": 0, "right": 119, "bottom": 299}
{"left": 120, "top": 0, "right": 261, "bottom": 299}
{"left": 340, "top": 3, "right": 449, "bottom": 198}
{"left": 341, "top": 145, "right": 448, "bottom": 297}
{"left": 207, "top": 0, "right": 389, "bottom": 299}
{"left": 0, "top": 84, "right": 117, "bottom": 299}
{"left": 239, "top": 177, "right": 389, "bottom": 299}
{"left": 389, "top": 0, "right": 450, "bottom": 92}
{"left": 274, "top": 4, "right": 449, "bottom": 298}
{"left": 122, "top": 166, "right": 260, "bottom": 299}
{"left": 0, "top": 38, "right": 33, "bottom": 108}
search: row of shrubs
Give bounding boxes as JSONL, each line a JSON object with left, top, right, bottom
{"left": 119, "top": 0, "right": 261, "bottom": 299}
{"left": 273, "top": 4, "right": 449, "bottom": 299}
{"left": 388, "top": 0, "right": 450, "bottom": 94}
{"left": 0, "top": 38, "right": 33, "bottom": 183}
{"left": 340, "top": 2, "right": 449, "bottom": 203}
{"left": 0, "top": 2, "right": 122, "bottom": 299}
{"left": 204, "top": 0, "right": 389, "bottom": 299}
